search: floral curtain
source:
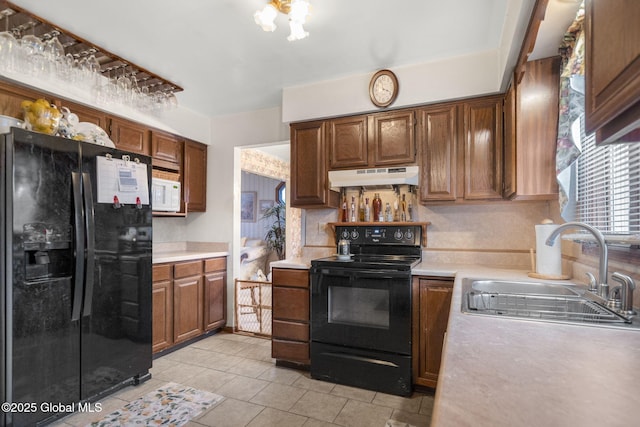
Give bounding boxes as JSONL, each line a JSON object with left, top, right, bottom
{"left": 556, "top": 3, "right": 586, "bottom": 221}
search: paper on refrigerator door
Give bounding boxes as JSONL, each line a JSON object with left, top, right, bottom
{"left": 96, "top": 155, "right": 149, "bottom": 205}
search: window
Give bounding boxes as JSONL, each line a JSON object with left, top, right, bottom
{"left": 275, "top": 181, "right": 286, "bottom": 204}
{"left": 574, "top": 116, "right": 640, "bottom": 242}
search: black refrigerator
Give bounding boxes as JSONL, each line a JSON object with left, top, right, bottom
{"left": 1, "top": 128, "right": 152, "bottom": 426}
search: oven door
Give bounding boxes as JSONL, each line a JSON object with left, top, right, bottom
{"left": 310, "top": 266, "right": 411, "bottom": 355}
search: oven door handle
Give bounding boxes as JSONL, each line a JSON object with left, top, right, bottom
{"left": 313, "top": 268, "right": 410, "bottom": 280}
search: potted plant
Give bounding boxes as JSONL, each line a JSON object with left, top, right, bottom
{"left": 262, "top": 201, "right": 286, "bottom": 260}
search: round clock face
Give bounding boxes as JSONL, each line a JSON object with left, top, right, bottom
{"left": 370, "top": 70, "right": 398, "bottom": 107}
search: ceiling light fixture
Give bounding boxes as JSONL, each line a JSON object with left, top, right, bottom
{"left": 254, "top": 0, "right": 311, "bottom": 41}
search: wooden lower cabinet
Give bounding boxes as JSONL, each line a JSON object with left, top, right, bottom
{"left": 152, "top": 264, "right": 173, "bottom": 353}
{"left": 173, "top": 272, "right": 204, "bottom": 344}
{"left": 152, "top": 256, "right": 227, "bottom": 354}
{"left": 203, "top": 257, "right": 227, "bottom": 331}
{"left": 412, "top": 276, "right": 454, "bottom": 388}
{"left": 271, "top": 268, "right": 310, "bottom": 365}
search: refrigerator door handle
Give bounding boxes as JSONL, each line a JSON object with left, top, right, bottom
{"left": 71, "top": 172, "right": 85, "bottom": 321}
{"left": 82, "top": 172, "right": 96, "bottom": 317}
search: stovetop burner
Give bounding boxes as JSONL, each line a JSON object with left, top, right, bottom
{"left": 312, "top": 224, "right": 423, "bottom": 271}
{"left": 312, "top": 253, "right": 421, "bottom": 271}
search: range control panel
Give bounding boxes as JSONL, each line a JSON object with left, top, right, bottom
{"left": 335, "top": 225, "right": 422, "bottom": 246}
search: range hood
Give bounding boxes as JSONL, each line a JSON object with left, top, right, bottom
{"left": 328, "top": 166, "right": 419, "bottom": 190}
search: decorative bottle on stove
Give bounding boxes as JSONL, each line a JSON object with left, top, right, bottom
{"left": 364, "top": 197, "right": 371, "bottom": 222}
{"left": 359, "top": 192, "right": 365, "bottom": 222}
{"left": 340, "top": 191, "right": 348, "bottom": 222}
{"left": 350, "top": 196, "right": 356, "bottom": 222}
{"left": 372, "top": 193, "right": 382, "bottom": 222}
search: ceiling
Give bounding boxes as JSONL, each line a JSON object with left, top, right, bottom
{"left": 8, "top": 0, "right": 580, "bottom": 119}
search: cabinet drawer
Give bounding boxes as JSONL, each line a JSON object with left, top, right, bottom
{"left": 273, "top": 287, "right": 309, "bottom": 322}
{"left": 272, "top": 339, "right": 309, "bottom": 363}
{"left": 153, "top": 264, "right": 172, "bottom": 282}
{"left": 174, "top": 260, "right": 203, "bottom": 279}
{"left": 272, "top": 269, "right": 309, "bottom": 289}
{"left": 204, "top": 257, "right": 226, "bottom": 273}
{"left": 273, "top": 320, "right": 309, "bottom": 342}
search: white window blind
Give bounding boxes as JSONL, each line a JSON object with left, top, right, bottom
{"left": 575, "top": 116, "right": 640, "bottom": 242}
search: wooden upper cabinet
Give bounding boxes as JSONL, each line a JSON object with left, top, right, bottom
{"left": 585, "top": 0, "right": 640, "bottom": 144}
{"left": 151, "top": 130, "right": 183, "bottom": 171}
{"left": 328, "top": 115, "right": 368, "bottom": 169}
{"left": 504, "top": 57, "right": 560, "bottom": 200}
{"left": 109, "top": 117, "right": 150, "bottom": 155}
{"left": 183, "top": 140, "right": 207, "bottom": 212}
{"left": 463, "top": 96, "right": 503, "bottom": 200}
{"left": 418, "top": 104, "right": 458, "bottom": 202}
{"left": 503, "top": 81, "right": 517, "bottom": 200}
{"left": 0, "top": 80, "right": 50, "bottom": 119}
{"left": 370, "top": 110, "right": 416, "bottom": 166}
{"left": 61, "top": 101, "right": 108, "bottom": 129}
{"left": 290, "top": 120, "right": 339, "bottom": 208}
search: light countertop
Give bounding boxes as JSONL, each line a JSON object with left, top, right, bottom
{"left": 427, "top": 265, "right": 640, "bottom": 427}
{"left": 153, "top": 241, "right": 229, "bottom": 264}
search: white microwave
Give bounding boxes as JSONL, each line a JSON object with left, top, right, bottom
{"left": 151, "top": 177, "right": 181, "bottom": 212}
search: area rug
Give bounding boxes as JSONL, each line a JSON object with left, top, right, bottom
{"left": 385, "top": 420, "right": 418, "bottom": 427}
{"left": 88, "top": 382, "right": 224, "bottom": 427}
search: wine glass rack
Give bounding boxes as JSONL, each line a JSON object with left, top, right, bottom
{"left": 0, "top": 0, "right": 183, "bottom": 95}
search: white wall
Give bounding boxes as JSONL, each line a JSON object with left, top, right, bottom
{"left": 282, "top": 50, "right": 502, "bottom": 123}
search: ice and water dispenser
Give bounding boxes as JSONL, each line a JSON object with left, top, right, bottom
{"left": 22, "top": 222, "right": 72, "bottom": 280}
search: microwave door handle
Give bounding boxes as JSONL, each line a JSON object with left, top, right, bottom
{"left": 71, "top": 172, "right": 85, "bottom": 322}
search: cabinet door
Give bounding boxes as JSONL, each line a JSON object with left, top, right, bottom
{"left": 412, "top": 277, "right": 453, "bottom": 388}
{"left": 204, "top": 271, "right": 226, "bottom": 331}
{"left": 152, "top": 279, "right": 173, "bottom": 353}
{"left": 370, "top": 110, "right": 416, "bottom": 166}
{"left": 290, "top": 121, "right": 339, "bottom": 208}
{"left": 152, "top": 130, "right": 183, "bottom": 171}
{"left": 109, "top": 117, "right": 150, "bottom": 155}
{"left": 585, "top": 0, "right": 640, "bottom": 144}
{"left": 503, "top": 79, "right": 517, "bottom": 199}
{"left": 60, "top": 101, "right": 109, "bottom": 129}
{"left": 462, "top": 97, "right": 503, "bottom": 200}
{"left": 184, "top": 140, "right": 207, "bottom": 212}
{"left": 173, "top": 275, "right": 204, "bottom": 343}
{"left": 0, "top": 80, "right": 49, "bottom": 119}
{"left": 329, "top": 115, "right": 368, "bottom": 169}
{"left": 513, "top": 57, "right": 560, "bottom": 199}
{"left": 418, "top": 105, "right": 458, "bottom": 202}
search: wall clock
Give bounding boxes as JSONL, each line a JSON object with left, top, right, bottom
{"left": 369, "top": 69, "right": 399, "bottom": 108}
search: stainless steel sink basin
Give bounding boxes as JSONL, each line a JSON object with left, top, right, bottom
{"left": 461, "top": 278, "right": 635, "bottom": 328}
{"left": 470, "top": 279, "right": 580, "bottom": 296}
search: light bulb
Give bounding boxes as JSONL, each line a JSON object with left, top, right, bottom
{"left": 287, "top": 20, "right": 309, "bottom": 41}
{"left": 289, "top": 0, "right": 310, "bottom": 24}
{"left": 254, "top": 4, "right": 278, "bottom": 32}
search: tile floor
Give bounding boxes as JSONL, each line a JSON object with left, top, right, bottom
{"left": 52, "top": 332, "right": 434, "bottom": 427}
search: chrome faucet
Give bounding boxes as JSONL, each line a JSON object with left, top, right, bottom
{"left": 611, "top": 273, "right": 636, "bottom": 316}
{"left": 546, "top": 222, "right": 609, "bottom": 298}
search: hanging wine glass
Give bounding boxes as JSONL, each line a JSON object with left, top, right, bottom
{"left": 0, "top": 11, "right": 18, "bottom": 74}
{"left": 43, "top": 34, "right": 64, "bottom": 80}
{"left": 20, "top": 31, "right": 44, "bottom": 76}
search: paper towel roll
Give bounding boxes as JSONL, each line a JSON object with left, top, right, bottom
{"left": 535, "top": 224, "right": 562, "bottom": 276}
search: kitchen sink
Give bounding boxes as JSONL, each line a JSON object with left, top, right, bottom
{"left": 469, "top": 279, "right": 580, "bottom": 296}
{"left": 461, "top": 278, "right": 635, "bottom": 328}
